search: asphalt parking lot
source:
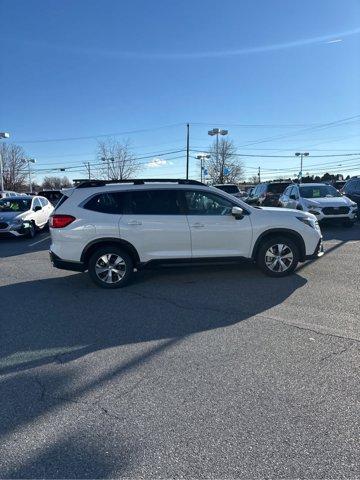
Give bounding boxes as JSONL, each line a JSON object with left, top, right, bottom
{"left": 0, "top": 224, "right": 359, "bottom": 479}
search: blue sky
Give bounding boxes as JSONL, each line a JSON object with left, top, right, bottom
{"left": 1, "top": 0, "right": 360, "bottom": 182}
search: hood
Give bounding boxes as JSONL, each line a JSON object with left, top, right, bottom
{"left": 303, "top": 196, "right": 353, "bottom": 207}
{"left": 0, "top": 211, "right": 27, "bottom": 221}
{"left": 259, "top": 206, "right": 313, "bottom": 217}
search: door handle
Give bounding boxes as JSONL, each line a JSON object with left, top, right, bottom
{"left": 191, "top": 223, "right": 205, "bottom": 228}
{"left": 127, "top": 220, "right": 142, "bottom": 226}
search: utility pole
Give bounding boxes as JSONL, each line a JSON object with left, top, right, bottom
{"left": 84, "top": 162, "right": 91, "bottom": 179}
{"left": 186, "top": 123, "right": 190, "bottom": 179}
{"left": 0, "top": 132, "right": 10, "bottom": 191}
{"left": 295, "top": 152, "right": 309, "bottom": 182}
{"left": 258, "top": 166, "right": 261, "bottom": 183}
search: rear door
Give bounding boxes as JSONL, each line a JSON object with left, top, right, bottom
{"left": 119, "top": 189, "right": 191, "bottom": 262}
{"left": 184, "top": 189, "right": 253, "bottom": 258}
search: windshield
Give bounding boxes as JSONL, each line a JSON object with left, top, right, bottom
{"left": 299, "top": 185, "right": 341, "bottom": 198}
{"left": 0, "top": 198, "right": 32, "bottom": 212}
{"left": 267, "top": 183, "right": 291, "bottom": 194}
{"left": 215, "top": 185, "right": 239, "bottom": 194}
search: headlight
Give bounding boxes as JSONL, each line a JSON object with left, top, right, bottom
{"left": 297, "top": 216, "right": 319, "bottom": 230}
{"left": 305, "top": 204, "right": 320, "bottom": 211}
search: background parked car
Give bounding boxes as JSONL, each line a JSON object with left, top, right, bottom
{"left": 0, "top": 190, "right": 20, "bottom": 198}
{"left": 213, "top": 184, "right": 243, "bottom": 198}
{"left": 341, "top": 177, "right": 360, "bottom": 216}
{"left": 0, "top": 195, "right": 54, "bottom": 238}
{"left": 279, "top": 183, "right": 357, "bottom": 226}
{"left": 37, "top": 190, "right": 63, "bottom": 206}
{"left": 245, "top": 181, "right": 292, "bottom": 207}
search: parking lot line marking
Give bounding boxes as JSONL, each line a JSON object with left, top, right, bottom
{"left": 28, "top": 235, "right": 51, "bottom": 247}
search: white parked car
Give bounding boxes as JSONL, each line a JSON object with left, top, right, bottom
{"left": 0, "top": 190, "right": 19, "bottom": 198}
{"left": 49, "top": 179, "right": 323, "bottom": 288}
{"left": 279, "top": 183, "right": 358, "bottom": 226}
{"left": 0, "top": 195, "right": 54, "bottom": 238}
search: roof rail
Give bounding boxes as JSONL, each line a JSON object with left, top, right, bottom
{"left": 75, "top": 178, "right": 205, "bottom": 188}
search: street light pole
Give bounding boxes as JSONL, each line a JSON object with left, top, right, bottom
{"left": 195, "top": 154, "right": 210, "bottom": 183}
{"left": 208, "top": 128, "right": 228, "bottom": 183}
{"left": 0, "top": 132, "right": 10, "bottom": 191}
{"left": 295, "top": 152, "right": 309, "bottom": 182}
{"left": 26, "top": 158, "right": 36, "bottom": 193}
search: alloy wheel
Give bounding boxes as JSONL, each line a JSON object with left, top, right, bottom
{"left": 265, "top": 243, "right": 294, "bottom": 273}
{"left": 95, "top": 253, "right": 126, "bottom": 284}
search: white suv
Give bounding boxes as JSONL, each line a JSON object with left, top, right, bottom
{"left": 49, "top": 179, "right": 323, "bottom": 288}
{"left": 279, "top": 183, "right": 358, "bottom": 226}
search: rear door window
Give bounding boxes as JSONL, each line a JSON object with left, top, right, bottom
{"left": 127, "top": 190, "right": 182, "bottom": 215}
{"left": 267, "top": 183, "right": 290, "bottom": 194}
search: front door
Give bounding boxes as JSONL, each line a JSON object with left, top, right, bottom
{"left": 183, "top": 189, "right": 253, "bottom": 258}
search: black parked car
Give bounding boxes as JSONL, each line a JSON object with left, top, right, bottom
{"left": 245, "top": 181, "right": 292, "bottom": 207}
{"left": 37, "top": 190, "right": 63, "bottom": 206}
{"left": 341, "top": 177, "right": 360, "bottom": 216}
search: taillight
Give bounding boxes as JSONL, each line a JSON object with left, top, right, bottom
{"left": 50, "top": 214, "right": 76, "bottom": 228}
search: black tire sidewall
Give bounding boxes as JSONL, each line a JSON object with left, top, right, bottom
{"left": 88, "top": 247, "right": 133, "bottom": 288}
{"left": 257, "top": 237, "right": 299, "bottom": 277}
{"left": 26, "top": 222, "right": 36, "bottom": 239}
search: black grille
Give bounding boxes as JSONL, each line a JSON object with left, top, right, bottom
{"left": 0, "top": 222, "right": 8, "bottom": 229}
{"left": 322, "top": 206, "right": 350, "bottom": 215}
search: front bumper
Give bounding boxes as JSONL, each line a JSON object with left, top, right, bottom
{"left": 305, "top": 239, "right": 324, "bottom": 260}
{"left": 0, "top": 221, "right": 33, "bottom": 237}
{"left": 49, "top": 250, "right": 86, "bottom": 272}
{"left": 306, "top": 208, "right": 358, "bottom": 222}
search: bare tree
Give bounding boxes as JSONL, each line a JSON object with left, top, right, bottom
{"left": 97, "top": 139, "right": 139, "bottom": 180}
{"left": 207, "top": 138, "right": 244, "bottom": 184}
{"left": 248, "top": 174, "right": 259, "bottom": 184}
{"left": 42, "top": 176, "right": 72, "bottom": 189}
{"left": 0, "top": 143, "right": 27, "bottom": 190}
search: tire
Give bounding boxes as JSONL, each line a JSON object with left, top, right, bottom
{"left": 343, "top": 220, "right": 354, "bottom": 228}
{"left": 25, "top": 222, "right": 36, "bottom": 239}
{"left": 257, "top": 236, "right": 299, "bottom": 277}
{"left": 88, "top": 247, "right": 134, "bottom": 289}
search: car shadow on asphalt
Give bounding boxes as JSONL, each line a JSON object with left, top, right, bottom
{"left": 0, "top": 262, "right": 307, "bottom": 376}
{"left": 0, "top": 232, "right": 51, "bottom": 258}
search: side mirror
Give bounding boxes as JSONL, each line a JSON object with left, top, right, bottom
{"left": 231, "top": 206, "right": 244, "bottom": 219}
{"left": 34, "top": 205, "right": 42, "bottom": 212}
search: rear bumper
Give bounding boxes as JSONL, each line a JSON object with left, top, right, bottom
{"left": 305, "top": 239, "right": 324, "bottom": 260}
{"left": 49, "top": 250, "right": 86, "bottom": 272}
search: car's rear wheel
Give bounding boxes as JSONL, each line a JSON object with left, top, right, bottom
{"left": 88, "top": 247, "right": 133, "bottom": 288}
{"left": 257, "top": 237, "right": 299, "bottom": 277}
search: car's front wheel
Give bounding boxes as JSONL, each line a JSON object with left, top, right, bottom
{"left": 88, "top": 247, "right": 134, "bottom": 288}
{"left": 25, "top": 222, "right": 36, "bottom": 239}
{"left": 257, "top": 237, "right": 299, "bottom": 277}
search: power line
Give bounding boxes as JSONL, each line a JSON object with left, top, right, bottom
{"left": 15, "top": 123, "right": 186, "bottom": 144}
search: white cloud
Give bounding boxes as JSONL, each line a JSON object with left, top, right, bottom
{"left": 146, "top": 158, "right": 173, "bottom": 168}
{"left": 325, "top": 39, "right": 343, "bottom": 44}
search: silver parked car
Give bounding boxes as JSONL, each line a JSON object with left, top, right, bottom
{"left": 279, "top": 183, "right": 358, "bottom": 226}
{"left": 0, "top": 195, "right": 54, "bottom": 238}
